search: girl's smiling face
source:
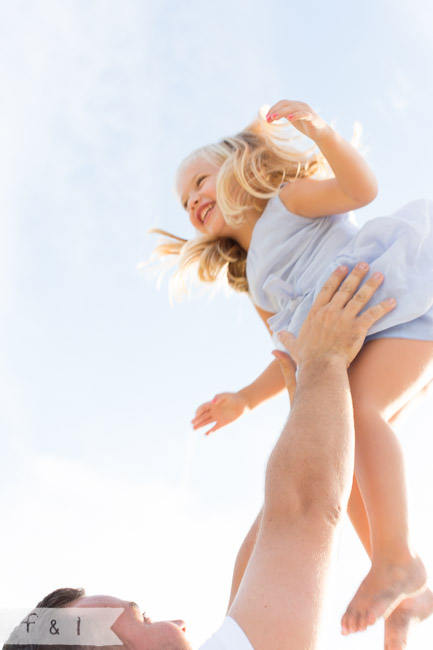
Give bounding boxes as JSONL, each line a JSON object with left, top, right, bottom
{"left": 177, "top": 158, "right": 233, "bottom": 238}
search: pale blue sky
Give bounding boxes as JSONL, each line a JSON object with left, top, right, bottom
{"left": 1, "top": 1, "right": 432, "bottom": 647}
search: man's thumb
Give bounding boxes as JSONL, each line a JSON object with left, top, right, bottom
{"left": 277, "top": 330, "right": 296, "bottom": 353}
{"left": 272, "top": 350, "right": 296, "bottom": 387}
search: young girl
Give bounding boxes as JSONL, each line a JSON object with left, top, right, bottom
{"left": 152, "top": 100, "right": 433, "bottom": 637}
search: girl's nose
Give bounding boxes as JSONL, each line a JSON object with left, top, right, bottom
{"left": 187, "top": 194, "right": 199, "bottom": 210}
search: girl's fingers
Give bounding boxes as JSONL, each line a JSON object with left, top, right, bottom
{"left": 192, "top": 406, "right": 210, "bottom": 421}
{"left": 192, "top": 412, "right": 213, "bottom": 427}
{"left": 195, "top": 402, "right": 212, "bottom": 416}
{"left": 266, "top": 100, "right": 291, "bottom": 117}
{"left": 194, "top": 395, "right": 222, "bottom": 417}
{"left": 205, "top": 422, "right": 224, "bottom": 436}
{"left": 266, "top": 101, "right": 310, "bottom": 122}
{"left": 267, "top": 99, "right": 308, "bottom": 113}
{"left": 286, "top": 110, "right": 312, "bottom": 122}
{"left": 194, "top": 410, "right": 213, "bottom": 424}
{"left": 193, "top": 416, "right": 214, "bottom": 430}
{"left": 267, "top": 109, "right": 311, "bottom": 123}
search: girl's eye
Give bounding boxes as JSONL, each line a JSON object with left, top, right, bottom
{"left": 182, "top": 175, "right": 208, "bottom": 209}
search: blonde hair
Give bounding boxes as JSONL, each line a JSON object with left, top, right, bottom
{"left": 151, "top": 111, "right": 324, "bottom": 296}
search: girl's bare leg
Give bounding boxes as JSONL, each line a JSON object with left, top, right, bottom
{"left": 347, "top": 476, "right": 371, "bottom": 555}
{"left": 229, "top": 475, "right": 433, "bottom": 649}
{"left": 384, "top": 590, "right": 433, "bottom": 650}
{"left": 227, "top": 510, "right": 262, "bottom": 611}
{"left": 348, "top": 477, "right": 433, "bottom": 648}
{"left": 341, "top": 339, "right": 433, "bottom": 634}
{"left": 227, "top": 369, "right": 433, "bottom": 645}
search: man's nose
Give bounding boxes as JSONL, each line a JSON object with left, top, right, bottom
{"left": 171, "top": 619, "right": 186, "bottom": 632}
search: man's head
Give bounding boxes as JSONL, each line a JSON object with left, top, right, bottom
{"left": 5, "top": 589, "right": 191, "bottom": 650}
{"left": 71, "top": 592, "right": 190, "bottom": 650}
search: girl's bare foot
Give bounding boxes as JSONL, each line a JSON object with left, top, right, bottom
{"left": 341, "top": 555, "right": 427, "bottom": 634}
{"left": 384, "top": 587, "right": 433, "bottom": 649}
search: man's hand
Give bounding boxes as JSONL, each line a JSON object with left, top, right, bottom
{"left": 276, "top": 263, "right": 396, "bottom": 369}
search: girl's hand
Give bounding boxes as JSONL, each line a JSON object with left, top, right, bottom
{"left": 191, "top": 392, "right": 250, "bottom": 436}
{"left": 266, "top": 100, "right": 332, "bottom": 143}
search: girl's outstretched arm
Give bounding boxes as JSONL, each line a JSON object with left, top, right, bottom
{"left": 191, "top": 306, "right": 295, "bottom": 436}
{"left": 191, "top": 358, "right": 288, "bottom": 435}
{"left": 267, "top": 100, "right": 378, "bottom": 218}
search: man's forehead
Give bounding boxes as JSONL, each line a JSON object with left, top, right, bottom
{"left": 73, "top": 594, "right": 131, "bottom": 609}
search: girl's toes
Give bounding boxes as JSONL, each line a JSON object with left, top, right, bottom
{"left": 342, "top": 609, "right": 358, "bottom": 634}
{"left": 357, "top": 610, "right": 369, "bottom": 632}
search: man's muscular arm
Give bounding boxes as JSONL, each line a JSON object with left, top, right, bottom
{"left": 228, "top": 264, "right": 395, "bottom": 650}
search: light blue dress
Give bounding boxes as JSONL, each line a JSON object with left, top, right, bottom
{"left": 246, "top": 195, "right": 433, "bottom": 343}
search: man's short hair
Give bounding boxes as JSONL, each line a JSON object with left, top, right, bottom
{"left": 36, "top": 589, "right": 86, "bottom": 610}
{"left": 3, "top": 588, "right": 124, "bottom": 650}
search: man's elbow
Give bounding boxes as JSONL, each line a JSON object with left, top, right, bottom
{"left": 264, "top": 458, "right": 347, "bottom": 528}
{"left": 265, "top": 486, "right": 345, "bottom": 530}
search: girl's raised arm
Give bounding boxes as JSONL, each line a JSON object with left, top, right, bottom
{"left": 267, "top": 100, "right": 378, "bottom": 218}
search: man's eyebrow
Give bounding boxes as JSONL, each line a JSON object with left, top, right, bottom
{"left": 129, "top": 601, "right": 140, "bottom": 610}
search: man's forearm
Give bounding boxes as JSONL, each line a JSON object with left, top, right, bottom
{"left": 227, "top": 266, "right": 395, "bottom": 650}
{"left": 265, "top": 357, "right": 355, "bottom": 521}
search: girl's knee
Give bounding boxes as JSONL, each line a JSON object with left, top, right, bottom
{"left": 353, "top": 400, "right": 384, "bottom": 430}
